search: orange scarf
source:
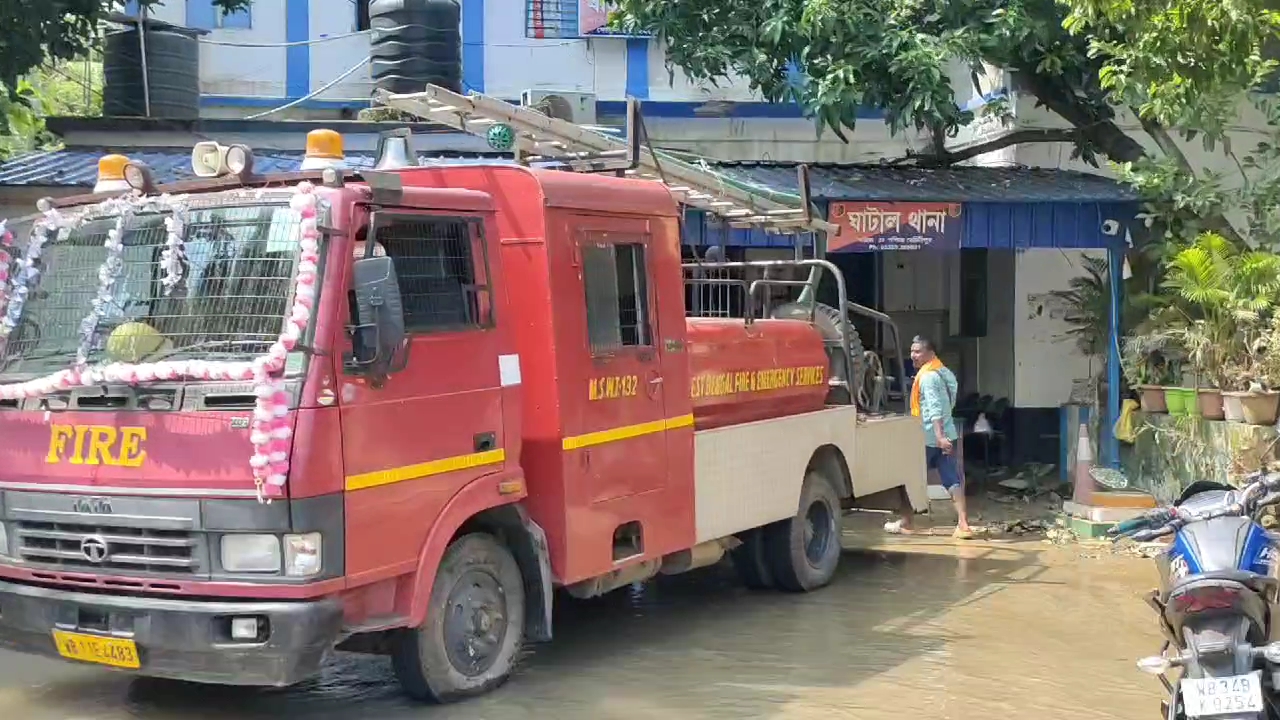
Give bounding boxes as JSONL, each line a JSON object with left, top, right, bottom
{"left": 910, "top": 358, "right": 945, "bottom": 417}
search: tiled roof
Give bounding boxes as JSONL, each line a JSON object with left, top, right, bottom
{"left": 0, "top": 148, "right": 509, "bottom": 188}
{"left": 714, "top": 162, "right": 1138, "bottom": 203}
{"left": 0, "top": 148, "right": 1136, "bottom": 203}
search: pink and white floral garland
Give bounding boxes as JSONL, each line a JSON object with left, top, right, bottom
{"left": 76, "top": 198, "right": 132, "bottom": 367}
{"left": 1, "top": 202, "right": 63, "bottom": 340}
{"left": 0, "top": 221, "right": 14, "bottom": 333}
{"left": 0, "top": 181, "right": 322, "bottom": 503}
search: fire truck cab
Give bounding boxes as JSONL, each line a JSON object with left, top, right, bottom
{"left": 0, "top": 119, "right": 927, "bottom": 703}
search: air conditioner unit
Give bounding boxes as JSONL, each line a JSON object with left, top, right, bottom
{"left": 520, "top": 90, "right": 598, "bottom": 126}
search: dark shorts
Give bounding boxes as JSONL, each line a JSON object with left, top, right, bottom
{"left": 926, "top": 446, "right": 962, "bottom": 491}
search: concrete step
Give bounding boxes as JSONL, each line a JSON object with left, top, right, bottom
{"left": 1063, "top": 501, "right": 1150, "bottom": 524}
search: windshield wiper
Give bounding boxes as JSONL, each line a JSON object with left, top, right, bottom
{"left": 149, "top": 339, "right": 272, "bottom": 362}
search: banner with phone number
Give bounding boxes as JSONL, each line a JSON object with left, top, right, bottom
{"left": 827, "top": 202, "right": 963, "bottom": 251}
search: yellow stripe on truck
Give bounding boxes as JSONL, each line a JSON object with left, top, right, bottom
{"left": 345, "top": 449, "right": 507, "bottom": 491}
{"left": 344, "top": 414, "right": 695, "bottom": 491}
{"left": 561, "top": 414, "right": 694, "bottom": 451}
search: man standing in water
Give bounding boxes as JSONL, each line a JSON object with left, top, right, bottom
{"left": 884, "top": 336, "right": 974, "bottom": 539}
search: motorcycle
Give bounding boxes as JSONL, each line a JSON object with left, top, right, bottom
{"left": 1107, "top": 469, "right": 1280, "bottom": 720}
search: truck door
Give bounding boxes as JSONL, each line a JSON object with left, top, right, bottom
{"left": 572, "top": 224, "right": 669, "bottom": 503}
{"left": 337, "top": 209, "right": 511, "bottom": 579}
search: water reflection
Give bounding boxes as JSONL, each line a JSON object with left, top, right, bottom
{"left": 0, "top": 535, "right": 1162, "bottom": 720}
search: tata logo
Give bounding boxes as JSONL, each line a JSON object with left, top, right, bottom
{"left": 79, "top": 535, "right": 109, "bottom": 564}
{"left": 70, "top": 497, "right": 112, "bottom": 515}
{"left": 45, "top": 425, "right": 147, "bottom": 467}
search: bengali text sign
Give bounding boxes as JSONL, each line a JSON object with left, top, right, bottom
{"left": 827, "top": 202, "right": 962, "bottom": 251}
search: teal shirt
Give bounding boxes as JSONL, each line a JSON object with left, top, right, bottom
{"left": 918, "top": 367, "right": 959, "bottom": 447}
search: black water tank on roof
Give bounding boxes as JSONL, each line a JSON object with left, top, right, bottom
{"left": 370, "top": 0, "right": 462, "bottom": 95}
{"left": 103, "top": 20, "right": 201, "bottom": 118}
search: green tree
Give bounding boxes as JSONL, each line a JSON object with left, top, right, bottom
{"left": 609, "top": 0, "right": 1280, "bottom": 245}
{"left": 0, "top": 1, "right": 249, "bottom": 141}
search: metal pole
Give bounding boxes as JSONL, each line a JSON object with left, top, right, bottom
{"left": 138, "top": 8, "right": 152, "bottom": 118}
{"left": 1106, "top": 237, "right": 1124, "bottom": 468}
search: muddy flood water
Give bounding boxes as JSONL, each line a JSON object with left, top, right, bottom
{"left": 0, "top": 524, "right": 1164, "bottom": 720}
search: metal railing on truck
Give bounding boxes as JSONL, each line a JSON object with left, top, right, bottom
{"left": 681, "top": 257, "right": 907, "bottom": 414}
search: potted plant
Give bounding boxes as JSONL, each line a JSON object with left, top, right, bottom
{"left": 1160, "top": 233, "right": 1280, "bottom": 423}
{"left": 1236, "top": 316, "right": 1280, "bottom": 425}
{"left": 1122, "top": 333, "right": 1173, "bottom": 412}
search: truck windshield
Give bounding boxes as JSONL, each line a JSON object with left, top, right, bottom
{"left": 0, "top": 202, "right": 308, "bottom": 378}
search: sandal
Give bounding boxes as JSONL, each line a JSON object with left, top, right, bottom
{"left": 952, "top": 527, "right": 976, "bottom": 540}
{"left": 884, "top": 519, "right": 915, "bottom": 535}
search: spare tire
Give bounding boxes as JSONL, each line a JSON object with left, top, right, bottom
{"left": 771, "top": 301, "right": 863, "bottom": 406}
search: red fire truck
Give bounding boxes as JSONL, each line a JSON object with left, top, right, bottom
{"left": 0, "top": 89, "right": 926, "bottom": 702}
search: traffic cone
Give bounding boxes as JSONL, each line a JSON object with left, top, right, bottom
{"left": 1072, "top": 421, "right": 1095, "bottom": 506}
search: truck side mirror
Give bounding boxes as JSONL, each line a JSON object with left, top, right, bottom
{"left": 348, "top": 255, "right": 407, "bottom": 379}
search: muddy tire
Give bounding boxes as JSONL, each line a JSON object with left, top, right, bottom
{"left": 763, "top": 472, "right": 843, "bottom": 593}
{"left": 729, "top": 526, "right": 776, "bottom": 589}
{"left": 392, "top": 533, "right": 525, "bottom": 703}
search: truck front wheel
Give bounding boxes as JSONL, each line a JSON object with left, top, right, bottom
{"left": 764, "top": 471, "right": 843, "bottom": 592}
{"left": 392, "top": 533, "right": 526, "bottom": 703}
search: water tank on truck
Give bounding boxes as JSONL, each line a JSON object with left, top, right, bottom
{"left": 686, "top": 317, "right": 832, "bottom": 430}
{"left": 370, "top": 0, "right": 462, "bottom": 96}
{"left": 103, "top": 18, "right": 201, "bottom": 119}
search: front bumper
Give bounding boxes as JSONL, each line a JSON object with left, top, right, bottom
{"left": 0, "top": 579, "right": 344, "bottom": 686}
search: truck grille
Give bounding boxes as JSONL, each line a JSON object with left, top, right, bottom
{"left": 15, "top": 521, "right": 200, "bottom": 574}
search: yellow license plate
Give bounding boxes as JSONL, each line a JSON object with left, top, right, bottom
{"left": 52, "top": 630, "right": 140, "bottom": 669}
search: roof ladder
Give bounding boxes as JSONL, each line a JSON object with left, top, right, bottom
{"left": 373, "top": 85, "right": 837, "bottom": 236}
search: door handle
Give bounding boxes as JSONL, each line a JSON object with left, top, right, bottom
{"left": 649, "top": 376, "right": 664, "bottom": 385}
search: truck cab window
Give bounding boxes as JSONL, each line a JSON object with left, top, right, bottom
{"left": 582, "top": 241, "right": 650, "bottom": 354}
{"left": 372, "top": 215, "right": 489, "bottom": 333}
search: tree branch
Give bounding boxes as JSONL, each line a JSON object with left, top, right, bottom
{"left": 1023, "top": 74, "right": 1148, "bottom": 164}
{"left": 1139, "top": 116, "right": 1248, "bottom": 246}
{"left": 894, "top": 127, "right": 1080, "bottom": 166}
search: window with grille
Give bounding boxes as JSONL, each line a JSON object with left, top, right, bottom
{"left": 371, "top": 215, "right": 491, "bottom": 333}
{"left": 526, "top": 0, "right": 577, "bottom": 38}
{"left": 582, "top": 241, "right": 651, "bottom": 354}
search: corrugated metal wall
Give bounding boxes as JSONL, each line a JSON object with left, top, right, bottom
{"left": 682, "top": 201, "right": 1141, "bottom": 250}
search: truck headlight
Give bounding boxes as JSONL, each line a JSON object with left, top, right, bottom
{"left": 284, "top": 533, "right": 322, "bottom": 577}
{"left": 221, "top": 534, "right": 282, "bottom": 573}
{"left": 0, "top": 523, "right": 10, "bottom": 557}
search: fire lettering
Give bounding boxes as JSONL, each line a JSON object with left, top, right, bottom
{"left": 46, "top": 425, "right": 148, "bottom": 467}
{"left": 690, "top": 365, "right": 827, "bottom": 398}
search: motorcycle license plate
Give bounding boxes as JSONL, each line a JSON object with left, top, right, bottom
{"left": 1181, "top": 671, "right": 1265, "bottom": 717}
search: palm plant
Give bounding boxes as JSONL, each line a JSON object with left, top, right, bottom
{"left": 1157, "top": 232, "right": 1280, "bottom": 389}
{"left": 1052, "top": 254, "right": 1160, "bottom": 359}
{"left": 1052, "top": 255, "right": 1112, "bottom": 358}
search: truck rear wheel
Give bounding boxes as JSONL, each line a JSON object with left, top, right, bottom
{"left": 729, "top": 526, "right": 776, "bottom": 589}
{"left": 392, "top": 533, "right": 525, "bottom": 703}
{"left": 764, "top": 471, "right": 843, "bottom": 592}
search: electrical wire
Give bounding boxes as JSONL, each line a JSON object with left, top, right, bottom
{"left": 243, "top": 56, "right": 371, "bottom": 120}
{"left": 199, "top": 29, "right": 371, "bottom": 47}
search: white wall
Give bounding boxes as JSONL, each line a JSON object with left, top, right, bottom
{"left": 1013, "top": 249, "right": 1105, "bottom": 407}
{"left": 311, "top": 3, "right": 373, "bottom": 100}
